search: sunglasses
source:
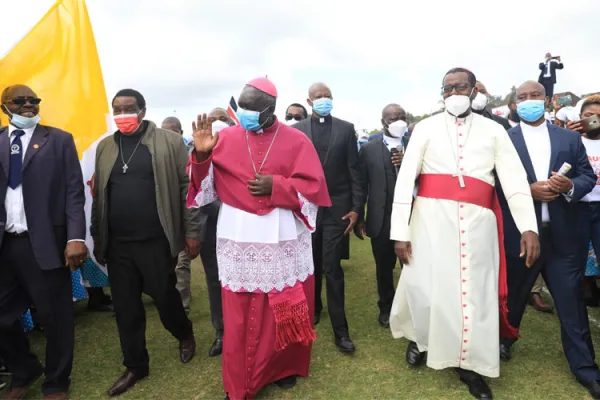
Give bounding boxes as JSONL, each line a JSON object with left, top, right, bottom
{"left": 10, "top": 97, "right": 42, "bottom": 105}
{"left": 285, "top": 115, "right": 303, "bottom": 121}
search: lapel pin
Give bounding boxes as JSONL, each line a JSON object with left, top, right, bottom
{"left": 33, "top": 144, "right": 39, "bottom": 149}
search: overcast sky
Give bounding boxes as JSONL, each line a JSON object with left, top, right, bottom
{"left": 2, "top": 0, "right": 599, "bottom": 132}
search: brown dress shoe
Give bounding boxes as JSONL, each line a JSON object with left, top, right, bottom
{"left": 107, "top": 370, "right": 148, "bottom": 397}
{"left": 44, "top": 393, "right": 68, "bottom": 400}
{"left": 2, "top": 369, "right": 43, "bottom": 400}
{"left": 529, "top": 293, "right": 554, "bottom": 313}
{"left": 180, "top": 335, "right": 196, "bottom": 364}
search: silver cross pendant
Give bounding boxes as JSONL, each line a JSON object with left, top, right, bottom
{"left": 122, "top": 164, "right": 129, "bottom": 174}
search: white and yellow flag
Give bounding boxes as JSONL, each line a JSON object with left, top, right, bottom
{"left": 0, "top": 0, "right": 110, "bottom": 288}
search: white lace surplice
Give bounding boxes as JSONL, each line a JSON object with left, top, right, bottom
{"left": 191, "top": 164, "right": 318, "bottom": 293}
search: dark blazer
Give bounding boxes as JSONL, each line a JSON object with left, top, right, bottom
{"left": 293, "top": 116, "right": 363, "bottom": 224}
{"left": 538, "top": 60, "right": 564, "bottom": 84}
{"left": 497, "top": 123, "right": 595, "bottom": 257}
{"left": 358, "top": 136, "right": 397, "bottom": 238}
{"left": 0, "top": 125, "right": 86, "bottom": 270}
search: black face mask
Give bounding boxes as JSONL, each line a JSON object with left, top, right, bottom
{"left": 509, "top": 109, "right": 520, "bottom": 122}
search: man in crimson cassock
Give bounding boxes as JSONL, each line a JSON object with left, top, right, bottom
{"left": 187, "top": 77, "right": 331, "bottom": 400}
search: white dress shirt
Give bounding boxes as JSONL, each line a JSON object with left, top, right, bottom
{"left": 5, "top": 124, "right": 84, "bottom": 243}
{"left": 521, "top": 122, "right": 574, "bottom": 223}
{"left": 6, "top": 125, "right": 36, "bottom": 233}
{"left": 521, "top": 122, "right": 552, "bottom": 222}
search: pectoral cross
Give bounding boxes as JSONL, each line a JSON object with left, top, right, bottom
{"left": 122, "top": 164, "right": 129, "bottom": 174}
{"left": 453, "top": 169, "right": 465, "bottom": 188}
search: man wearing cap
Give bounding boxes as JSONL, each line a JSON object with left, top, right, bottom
{"left": 188, "top": 77, "right": 331, "bottom": 400}
{"left": 389, "top": 68, "right": 539, "bottom": 399}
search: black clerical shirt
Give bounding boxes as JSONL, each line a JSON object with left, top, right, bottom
{"left": 108, "top": 122, "right": 165, "bottom": 242}
{"left": 311, "top": 114, "right": 332, "bottom": 164}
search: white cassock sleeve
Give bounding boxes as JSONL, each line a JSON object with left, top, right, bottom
{"left": 494, "top": 128, "right": 538, "bottom": 235}
{"left": 390, "top": 124, "right": 428, "bottom": 242}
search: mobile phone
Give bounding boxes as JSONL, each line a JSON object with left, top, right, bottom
{"left": 581, "top": 115, "right": 600, "bottom": 133}
{"left": 556, "top": 95, "right": 572, "bottom": 106}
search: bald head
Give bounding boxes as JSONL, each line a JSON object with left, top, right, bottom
{"left": 475, "top": 81, "right": 488, "bottom": 96}
{"left": 161, "top": 116, "right": 182, "bottom": 134}
{"left": 1, "top": 84, "right": 40, "bottom": 119}
{"left": 382, "top": 103, "right": 406, "bottom": 120}
{"left": 516, "top": 80, "right": 546, "bottom": 101}
{"left": 208, "top": 107, "right": 234, "bottom": 126}
{"left": 308, "top": 82, "right": 332, "bottom": 101}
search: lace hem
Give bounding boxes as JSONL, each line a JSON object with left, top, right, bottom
{"left": 298, "top": 193, "right": 318, "bottom": 231}
{"left": 217, "top": 230, "right": 314, "bottom": 293}
{"left": 191, "top": 163, "right": 218, "bottom": 208}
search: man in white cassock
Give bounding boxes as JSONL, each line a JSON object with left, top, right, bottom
{"left": 388, "top": 68, "right": 540, "bottom": 400}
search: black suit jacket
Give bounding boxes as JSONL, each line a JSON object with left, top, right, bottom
{"left": 293, "top": 116, "right": 363, "bottom": 225}
{"left": 358, "top": 137, "right": 396, "bottom": 238}
{"left": 538, "top": 60, "right": 564, "bottom": 84}
{"left": 497, "top": 123, "right": 595, "bottom": 257}
{"left": 0, "top": 125, "right": 86, "bottom": 270}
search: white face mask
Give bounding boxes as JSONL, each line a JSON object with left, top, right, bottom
{"left": 387, "top": 120, "right": 408, "bottom": 138}
{"left": 211, "top": 120, "right": 229, "bottom": 136}
{"left": 445, "top": 89, "right": 474, "bottom": 117}
{"left": 285, "top": 118, "right": 299, "bottom": 126}
{"left": 471, "top": 92, "right": 488, "bottom": 111}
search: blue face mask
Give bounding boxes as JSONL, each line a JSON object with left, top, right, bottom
{"left": 237, "top": 106, "right": 269, "bottom": 132}
{"left": 517, "top": 100, "right": 545, "bottom": 123}
{"left": 312, "top": 98, "right": 333, "bottom": 116}
{"left": 3, "top": 106, "right": 41, "bottom": 129}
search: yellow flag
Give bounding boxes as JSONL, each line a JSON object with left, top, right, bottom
{"left": 0, "top": 0, "right": 108, "bottom": 159}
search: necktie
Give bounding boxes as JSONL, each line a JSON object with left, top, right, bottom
{"left": 8, "top": 130, "right": 25, "bottom": 189}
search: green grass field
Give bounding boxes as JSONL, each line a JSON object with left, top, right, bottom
{"left": 22, "top": 236, "right": 600, "bottom": 399}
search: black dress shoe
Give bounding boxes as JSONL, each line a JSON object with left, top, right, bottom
{"left": 499, "top": 343, "right": 511, "bottom": 362}
{"left": 108, "top": 370, "right": 148, "bottom": 397}
{"left": 274, "top": 375, "right": 297, "bottom": 389}
{"left": 406, "top": 341, "right": 426, "bottom": 367}
{"left": 208, "top": 333, "right": 223, "bottom": 357}
{"left": 335, "top": 337, "right": 356, "bottom": 353}
{"left": 456, "top": 369, "right": 493, "bottom": 399}
{"left": 579, "top": 380, "right": 600, "bottom": 399}
{"left": 314, "top": 313, "right": 321, "bottom": 326}
{"left": 180, "top": 335, "right": 196, "bottom": 364}
{"left": 378, "top": 313, "right": 390, "bottom": 328}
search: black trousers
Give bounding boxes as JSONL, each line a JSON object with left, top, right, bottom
{"left": 0, "top": 234, "right": 73, "bottom": 395}
{"left": 313, "top": 212, "right": 349, "bottom": 338}
{"left": 370, "top": 232, "right": 397, "bottom": 314}
{"left": 199, "top": 215, "right": 223, "bottom": 333}
{"left": 106, "top": 237, "right": 193, "bottom": 374}
{"left": 503, "top": 226, "right": 600, "bottom": 383}
{"left": 540, "top": 78, "right": 555, "bottom": 101}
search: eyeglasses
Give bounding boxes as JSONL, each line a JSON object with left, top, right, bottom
{"left": 285, "top": 115, "right": 304, "bottom": 121}
{"left": 441, "top": 83, "right": 470, "bottom": 94}
{"left": 9, "top": 97, "right": 42, "bottom": 105}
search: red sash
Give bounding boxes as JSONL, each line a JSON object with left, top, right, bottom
{"left": 417, "top": 173, "right": 519, "bottom": 339}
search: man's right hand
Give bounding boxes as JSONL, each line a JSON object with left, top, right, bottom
{"left": 391, "top": 151, "right": 403, "bottom": 166}
{"left": 395, "top": 241, "right": 412, "bottom": 265}
{"left": 193, "top": 113, "right": 219, "bottom": 155}
{"left": 530, "top": 181, "right": 559, "bottom": 202}
{"left": 520, "top": 231, "right": 540, "bottom": 268}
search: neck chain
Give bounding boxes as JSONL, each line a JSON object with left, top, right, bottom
{"left": 119, "top": 133, "right": 145, "bottom": 174}
{"left": 444, "top": 112, "right": 473, "bottom": 187}
{"left": 245, "top": 122, "right": 281, "bottom": 174}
